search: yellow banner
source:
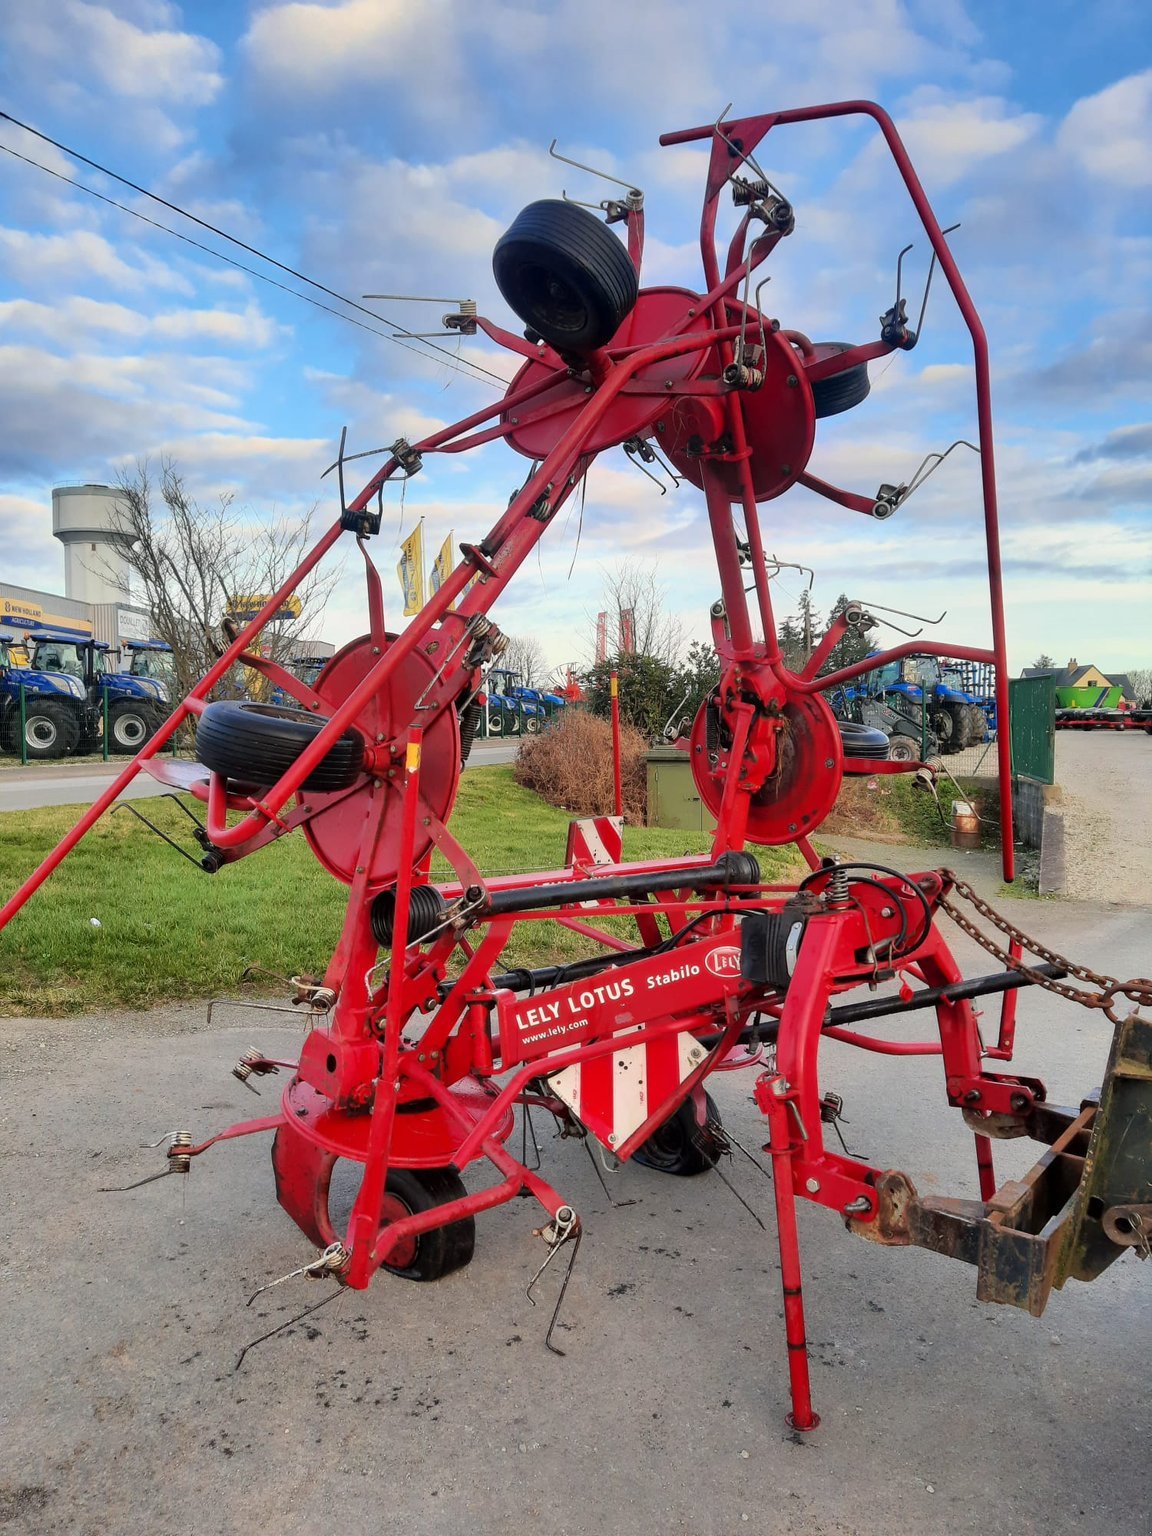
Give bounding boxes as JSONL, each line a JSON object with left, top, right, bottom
{"left": 397, "top": 521, "right": 425, "bottom": 616}
{"left": 429, "top": 532, "right": 454, "bottom": 608}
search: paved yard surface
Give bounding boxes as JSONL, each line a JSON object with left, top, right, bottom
{"left": 2, "top": 872, "right": 1149, "bottom": 1536}
{"left": 1054, "top": 732, "right": 1152, "bottom": 906}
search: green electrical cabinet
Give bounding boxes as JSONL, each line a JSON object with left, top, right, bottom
{"left": 646, "top": 746, "right": 716, "bottom": 833}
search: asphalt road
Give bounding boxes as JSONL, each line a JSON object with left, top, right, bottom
{"left": 0, "top": 738, "right": 521, "bottom": 813}
{"left": 1, "top": 854, "right": 1149, "bottom": 1536}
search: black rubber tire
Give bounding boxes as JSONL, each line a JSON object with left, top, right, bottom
{"left": 964, "top": 703, "right": 987, "bottom": 745}
{"left": 946, "top": 702, "right": 971, "bottom": 750}
{"left": 377, "top": 1167, "right": 475, "bottom": 1282}
{"left": 8, "top": 699, "right": 79, "bottom": 760}
{"left": 633, "top": 1091, "right": 723, "bottom": 1177}
{"left": 195, "top": 700, "right": 364, "bottom": 791}
{"left": 493, "top": 199, "right": 639, "bottom": 354}
{"left": 808, "top": 342, "right": 871, "bottom": 419}
{"left": 887, "top": 735, "right": 917, "bottom": 762}
{"left": 109, "top": 701, "right": 157, "bottom": 754}
{"left": 931, "top": 708, "right": 957, "bottom": 752}
{"left": 837, "top": 720, "right": 890, "bottom": 759}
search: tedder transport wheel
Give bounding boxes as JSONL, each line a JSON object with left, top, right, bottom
{"left": 9, "top": 700, "right": 80, "bottom": 760}
{"left": 633, "top": 1091, "right": 723, "bottom": 1177}
{"left": 109, "top": 702, "right": 155, "bottom": 754}
{"left": 887, "top": 735, "right": 917, "bottom": 762}
{"left": 492, "top": 199, "right": 639, "bottom": 354}
{"left": 807, "top": 342, "right": 871, "bottom": 419}
{"left": 378, "top": 1168, "right": 476, "bottom": 1282}
{"left": 195, "top": 701, "right": 364, "bottom": 791}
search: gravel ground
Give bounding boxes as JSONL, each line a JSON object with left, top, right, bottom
{"left": 1054, "top": 732, "right": 1152, "bottom": 905}
{"left": 2, "top": 857, "right": 1150, "bottom": 1536}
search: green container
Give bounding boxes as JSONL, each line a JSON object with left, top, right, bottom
{"left": 646, "top": 746, "right": 716, "bottom": 832}
{"left": 1055, "top": 685, "right": 1120, "bottom": 709}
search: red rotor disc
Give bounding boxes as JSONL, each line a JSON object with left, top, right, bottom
{"left": 301, "top": 633, "right": 461, "bottom": 887}
{"left": 502, "top": 287, "right": 712, "bottom": 460}
{"left": 658, "top": 318, "right": 816, "bottom": 502}
{"left": 689, "top": 686, "right": 844, "bottom": 844}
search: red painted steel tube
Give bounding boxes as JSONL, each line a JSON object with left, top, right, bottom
{"left": 761, "top": 1077, "right": 820, "bottom": 1430}
{"left": 610, "top": 670, "right": 623, "bottom": 817}
{"left": 660, "top": 101, "right": 1015, "bottom": 877}
{"left": 346, "top": 729, "right": 423, "bottom": 1286}
{"left": 822, "top": 1026, "right": 943, "bottom": 1055}
{"left": 0, "top": 517, "right": 345, "bottom": 931}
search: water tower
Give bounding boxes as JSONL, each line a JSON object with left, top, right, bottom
{"left": 52, "top": 484, "right": 134, "bottom": 605}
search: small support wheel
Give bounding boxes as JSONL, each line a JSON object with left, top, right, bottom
{"left": 887, "top": 735, "right": 917, "bottom": 763}
{"left": 633, "top": 1091, "right": 723, "bottom": 1177}
{"left": 806, "top": 342, "right": 871, "bottom": 419}
{"left": 378, "top": 1167, "right": 476, "bottom": 1282}
{"left": 195, "top": 700, "right": 364, "bottom": 791}
{"left": 493, "top": 199, "right": 639, "bottom": 354}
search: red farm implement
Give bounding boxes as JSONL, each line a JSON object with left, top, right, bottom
{"left": 2, "top": 101, "right": 1149, "bottom": 1429}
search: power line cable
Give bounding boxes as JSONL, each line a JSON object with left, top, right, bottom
{"left": 0, "top": 109, "right": 507, "bottom": 386}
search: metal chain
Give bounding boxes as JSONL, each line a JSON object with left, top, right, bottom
{"left": 939, "top": 871, "right": 1152, "bottom": 1023}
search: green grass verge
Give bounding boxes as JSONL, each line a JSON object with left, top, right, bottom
{"left": 0, "top": 767, "right": 802, "bottom": 1017}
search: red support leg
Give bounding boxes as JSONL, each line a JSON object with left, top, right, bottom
{"left": 759, "top": 1072, "right": 820, "bottom": 1431}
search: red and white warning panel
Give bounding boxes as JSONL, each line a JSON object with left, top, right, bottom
{"left": 495, "top": 933, "right": 743, "bottom": 1148}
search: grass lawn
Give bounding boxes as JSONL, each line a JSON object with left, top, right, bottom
{"left": 0, "top": 766, "right": 803, "bottom": 1017}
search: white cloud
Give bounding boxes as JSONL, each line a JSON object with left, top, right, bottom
{"left": 1058, "top": 69, "right": 1152, "bottom": 189}
{"left": 0, "top": 226, "right": 194, "bottom": 295}
{"left": 5, "top": 1, "right": 222, "bottom": 106}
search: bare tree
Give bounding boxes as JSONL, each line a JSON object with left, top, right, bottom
{"left": 109, "top": 460, "right": 336, "bottom": 701}
{"left": 1125, "top": 667, "right": 1152, "bottom": 707}
{"left": 500, "top": 634, "right": 546, "bottom": 687}
{"left": 589, "top": 560, "right": 684, "bottom": 667}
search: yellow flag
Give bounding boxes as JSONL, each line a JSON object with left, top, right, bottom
{"left": 396, "top": 521, "right": 425, "bottom": 616}
{"left": 429, "top": 531, "right": 454, "bottom": 607}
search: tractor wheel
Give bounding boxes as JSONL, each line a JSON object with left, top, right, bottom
{"left": 377, "top": 1167, "right": 476, "bottom": 1282}
{"left": 195, "top": 700, "right": 364, "bottom": 791}
{"left": 109, "top": 702, "right": 156, "bottom": 754}
{"left": 931, "top": 708, "right": 958, "bottom": 752}
{"left": 964, "top": 703, "right": 987, "bottom": 744}
{"left": 947, "top": 702, "right": 972, "bottom": 750}
{"left": 807, "top": 342, "right": 871, "bottom": 419}
{"left": 524, "top": 714, "right": 541, "bottom": 734}
{"left": 485, "top": 707, "right": 504, "bottom": 735}
{"left": 493, "top": 199, "right": 639, "bottom": 354}
{"left": 8, "top": 700, "right": 79, "bottom": 760}
{"left": 633, "top": 1091, "right": 723, "bottom": 1177}
{"left": 887, "top": 736, "right": 917, "bottom": 762}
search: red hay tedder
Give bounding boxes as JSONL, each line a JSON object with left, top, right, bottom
{"left": 3, "top": 101, "right": 1149, "bottom": 1428}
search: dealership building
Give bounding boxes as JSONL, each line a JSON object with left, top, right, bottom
{"left": 0, "top": 484, "right": 155, "bottom": 654}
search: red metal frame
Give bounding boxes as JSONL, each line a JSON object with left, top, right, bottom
{"left": 4, "top": 101, "right": 1126, "bottom": 1430}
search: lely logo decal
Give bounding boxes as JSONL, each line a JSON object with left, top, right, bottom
{"left": 704, "top": 945, "right": 741, "bottom": 977}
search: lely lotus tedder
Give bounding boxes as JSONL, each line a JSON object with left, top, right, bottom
{"left": 3, "top": 102, "right": 1148, "bottom": 1429}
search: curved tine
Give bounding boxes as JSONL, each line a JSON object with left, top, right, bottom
{"left": 894, "top": 242, "right": 914, "bottom": 308}
{"left": 914, "top": 223, "right": 961, "bottom": 338}
{"left": 548, "top": 138, "right": 641, "bottom": 198}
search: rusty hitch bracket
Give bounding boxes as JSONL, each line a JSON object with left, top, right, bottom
{"left": 853, "top": 1012, "right": 1152, "bottom": 1314}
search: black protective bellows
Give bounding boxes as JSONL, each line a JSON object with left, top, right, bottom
{"left": 492, "top": 199, "right": 639, "bottom": 354}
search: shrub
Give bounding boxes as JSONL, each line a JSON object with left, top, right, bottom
{"left": 514, "top": 709, "right": 648, "bottom": 824}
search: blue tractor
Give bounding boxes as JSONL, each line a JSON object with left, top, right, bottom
{"left": 858, "top": 655, "right": 985, "bottom": 754}
{"left": 25, "top": 632, "right": 170, "bottom": 755}
{"left": 1, "top": 637, "right": 94, "bottom": 759}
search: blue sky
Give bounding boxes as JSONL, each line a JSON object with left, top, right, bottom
{"left": 1, "top": 1, "right": 1149, "bottom": 677}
